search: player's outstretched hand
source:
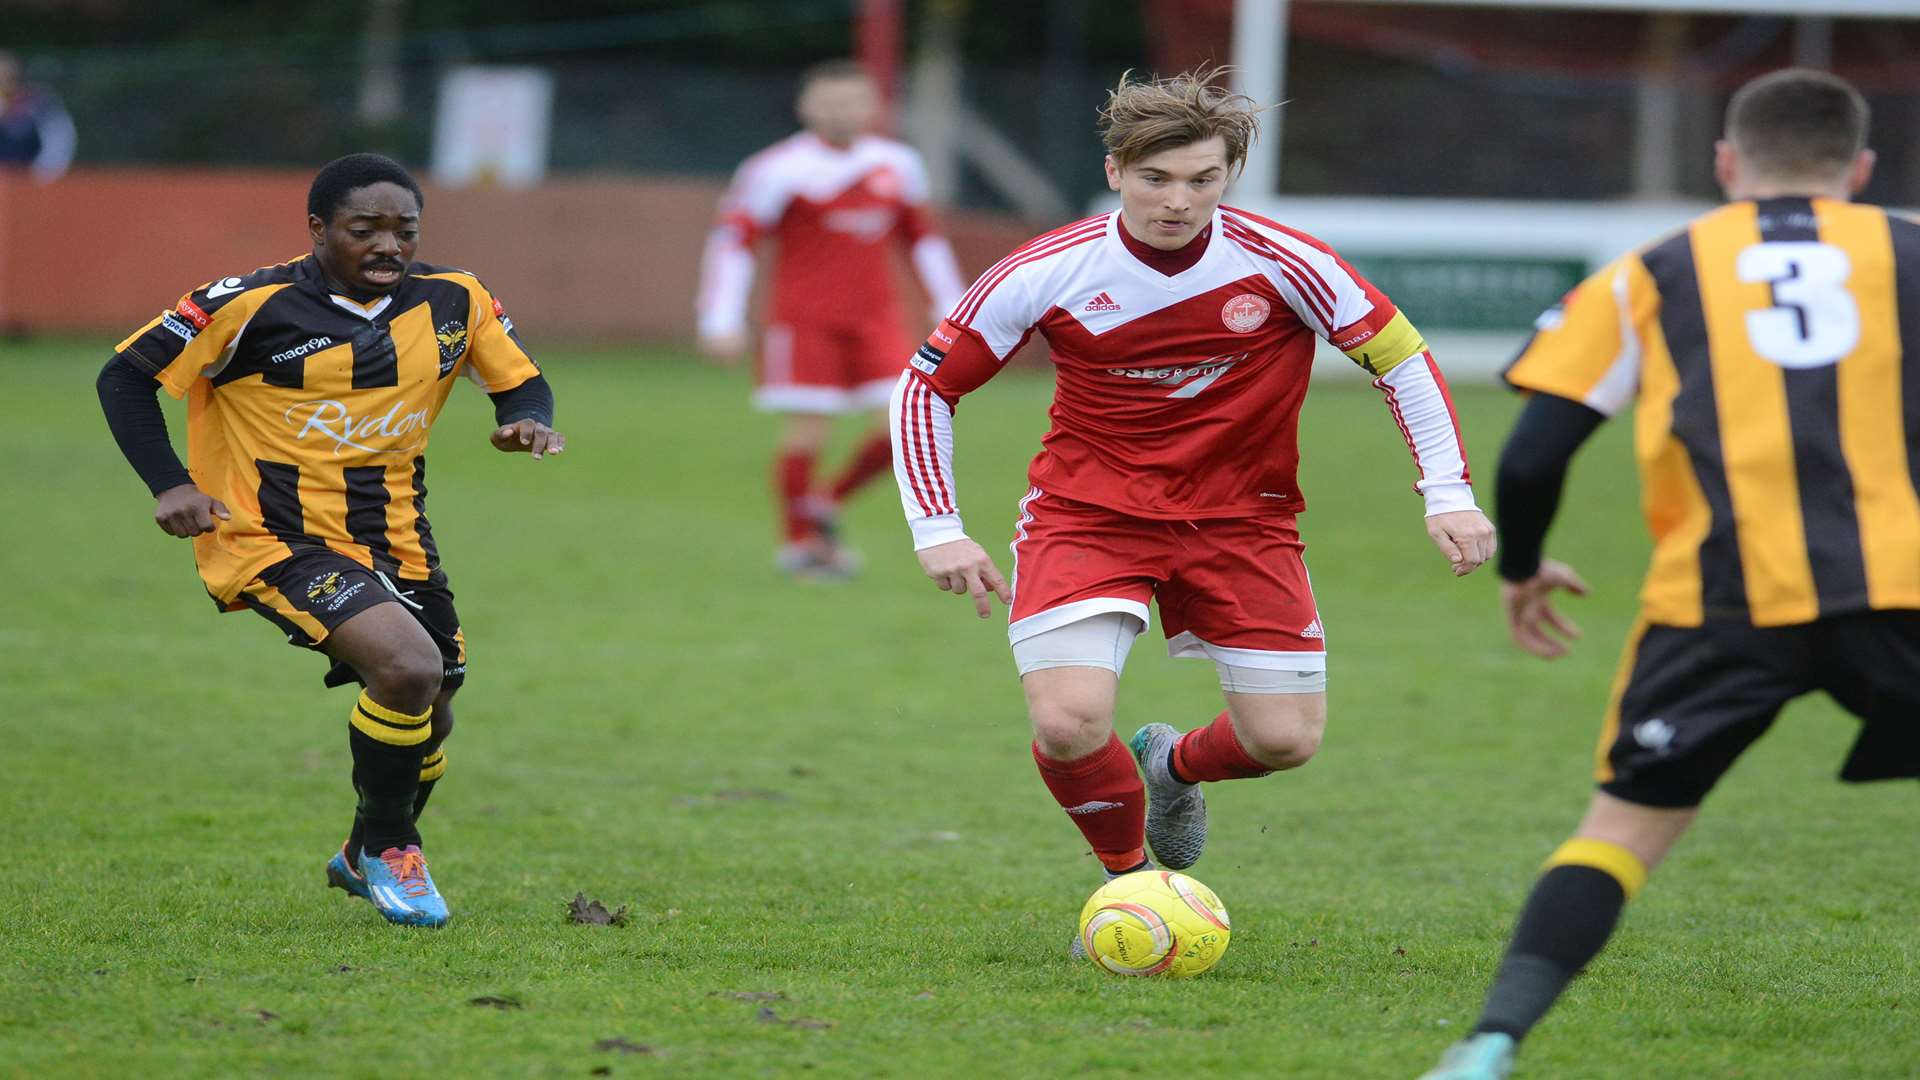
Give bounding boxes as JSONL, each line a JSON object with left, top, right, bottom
{"left": 491, "top": 419, "right": 567, "bottom": 460}
{"left": 1501, "top": 557, "right": 1590, "bottom": 659}
{"left": 1426, "top": 509, "right": 1497, "bottom": 577}
{"left": 698, "top": 332, "right": 747, "bottom": 366}
{"left": 154, "top": 482, "right": 230, "bottom": 538}
{"left": 916, "top": 538, "right": 1013, "bottom": 619}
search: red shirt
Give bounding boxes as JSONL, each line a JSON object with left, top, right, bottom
{"left": 891, "top": 206, "right": 1472, "bottom": 549}
{"left": 700, "top": 133, "right": 939, "bottom": 331}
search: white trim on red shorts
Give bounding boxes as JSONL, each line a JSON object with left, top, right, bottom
{"left": 1008, "top": 597, "right": 1151, "bottom": 647}
{"left": 1166, "top": 631, "right": 1327, "bottom": 671}
{"left": 851, "top": 376, "right": 898, "bottom": 409}
{"left": 752, "top": 377, "right": 897, "bottom": 414}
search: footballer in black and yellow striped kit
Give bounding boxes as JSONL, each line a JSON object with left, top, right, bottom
{"left": 97, "top": 153, "right": 566, "bottom": 929}
{"left": 1423, "top": 71, "right": 1920, "bottom": 1080}
{"left": 1512, "top": 195, "right": 1920, "bottom": 632}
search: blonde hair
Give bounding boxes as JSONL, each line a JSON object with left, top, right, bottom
{"left": 1098, "top": 67, "right": 1264, "bottom": 174}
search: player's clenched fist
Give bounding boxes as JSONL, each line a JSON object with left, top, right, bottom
{"left": 916, "top": 537, "right": 1013, "bottom": 619}
{"left": 153, "top": 482, "right": 230, "bottom": 537}
{"left": 490, "top": 419, "right": 566, "bottom": 460}
{"left": 1426, "top": 509, "right": 1497, "bottom": 577}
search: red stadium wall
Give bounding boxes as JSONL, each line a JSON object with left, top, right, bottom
{"left": 0, "top": 168, "right": 1037, "bottom": 340}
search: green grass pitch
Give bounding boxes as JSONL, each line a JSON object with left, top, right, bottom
{"left": 2, "top": 339, "right": 1913, "bottom": 1078}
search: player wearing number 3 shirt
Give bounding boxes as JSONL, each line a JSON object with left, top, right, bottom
{"left": 1424, "top": 69, "right": 1920, "bottom": 1080}
{"left": 888, "top": 71, "right": 1495, "bottom": 916}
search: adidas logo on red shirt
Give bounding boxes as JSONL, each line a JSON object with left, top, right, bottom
{"left": 1083, "top": 291, "right": 1122, "bottom": 312}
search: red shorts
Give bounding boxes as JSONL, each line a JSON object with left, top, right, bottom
{"left": 754, "top": 318, "right": 911, "bottom": 413}
{"left": 1006, "top": 489, "right": 1325, "bottom": 669}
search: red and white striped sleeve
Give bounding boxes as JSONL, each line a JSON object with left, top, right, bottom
{"left": 890, "top": 223, "right": 1077, "bottom": 549}
{"left": 1374, "top": 352, "right": 1476, "bottom": 514}
{"left": 695, "top": 148, "right": 792, "bottom": 339}
{"left": 1223, "top": 207, "right": 1476, "bottom": 516}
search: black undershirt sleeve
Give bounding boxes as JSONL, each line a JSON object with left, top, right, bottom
{"left": 488, "top": 373, "right": 554, "bottom": 427}
{"left": 1495, "top": 392, "right": 1607, "bottom": 582}
{"left": 96, "top": 353, "right": 193, "bottom": 496}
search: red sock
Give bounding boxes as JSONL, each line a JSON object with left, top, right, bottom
{"left": 1033, "top": 734, "right": 1147, "bottom": 873}
{"left": 827, "top": 430, "right": 895, "bottom": 502}
{"left": 775, "top": 450, "right": 815, "bottom": 542}
{"left": 1172, "top": 711, "right": 1272, "bottom": 781}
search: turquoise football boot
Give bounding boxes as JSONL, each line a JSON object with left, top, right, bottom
{"left": 1418, "top": 1033, "right": 1516, "bottom": 1079}
{"left": 358, "top": 845, "right": 450, "bottom": 927}
{"left": 325, "top": 841, "right": 371, "bottom": 902}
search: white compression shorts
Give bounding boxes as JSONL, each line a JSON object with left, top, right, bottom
{"left": 1012, "top": 611, "right": 1328, "bottom": 693}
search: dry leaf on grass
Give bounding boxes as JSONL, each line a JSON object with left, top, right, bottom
{"left": 566, "top": 893, "right": 630, "bottom": 926}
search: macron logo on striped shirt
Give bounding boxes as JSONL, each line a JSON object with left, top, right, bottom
{"left": 1083, "top": 291, "right": 1122, "bottom": 313}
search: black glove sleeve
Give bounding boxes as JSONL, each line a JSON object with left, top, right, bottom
{"left": 96, "top": 353, "right": 193, "bottom": 496}
{"left": 1496, "top": 392, "right": 1606, "bottom": 582}
{"left": 488, "top": 373, "right": 554, "bottom": 427}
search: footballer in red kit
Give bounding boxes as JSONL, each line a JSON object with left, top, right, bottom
{"left": 890, "top": 70, "right": 1495, "bottom": 929}
{"left": 697, "top": 59, "right": 965, "bottom": 578}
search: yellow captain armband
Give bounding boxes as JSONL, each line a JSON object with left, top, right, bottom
{"left": 1338, "top": 310, "right": 1428, "bottom": 376}
{"left": 1543, "top": 837, "right": 1648, "bottom": 900}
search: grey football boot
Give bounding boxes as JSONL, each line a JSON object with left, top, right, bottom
{"left": 1129, "top": 723, "right": 1207, "bottom": 870}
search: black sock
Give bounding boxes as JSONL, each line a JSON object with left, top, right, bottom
{"left": 349, "top": 725, "right": 424, "bottom": 854}
{"left": 414, "top": 747, "right": 446, "bottom": 819}
{"left": 1474, "top": 864, "right": 1629, "bottom": 1041}
{"left": 413, "top": 778, "right": 438, "bottom": 820}
{"left": 346, "top": 745, "right": 441, "bottom": 859}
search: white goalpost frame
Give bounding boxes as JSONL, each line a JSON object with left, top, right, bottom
{"left": 1223, "top": 0, "right": 1917, "bottom": 375}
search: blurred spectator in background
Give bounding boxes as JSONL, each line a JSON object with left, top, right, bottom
{"left": 0, "top": 51, "right": 75, "bottom": 182}
{"left": 697, "top": 59, "right": 966, "bottom": 581}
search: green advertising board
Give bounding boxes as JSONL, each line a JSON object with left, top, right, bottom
{"left": 1344, "top": 254, "right": 1589, "bottom": 332}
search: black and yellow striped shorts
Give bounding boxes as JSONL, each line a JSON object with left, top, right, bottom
{"left": 235, "top": 548, "right": 467, "bottom": 691}
{"left": 1596, "top": 610, "right": 1920, "bottom": 807}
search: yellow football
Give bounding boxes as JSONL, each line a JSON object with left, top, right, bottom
{"left": 1077, "top": 869, "right": 1231, "bottom": 978}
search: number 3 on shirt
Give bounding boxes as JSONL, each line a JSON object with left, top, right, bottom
{"left": 1735, "top": 241, "right": 1860, "bottom": 368}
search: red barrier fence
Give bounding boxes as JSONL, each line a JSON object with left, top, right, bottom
{"left": 0, "top": 168, "right": 1039, "bottom": 341}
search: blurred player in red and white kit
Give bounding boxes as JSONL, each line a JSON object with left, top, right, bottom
{"left": 698, "top": 59, "right": 966, "bottom": 576}
{"left": 890, "top": 70, "right": 1496, "bottom": 923}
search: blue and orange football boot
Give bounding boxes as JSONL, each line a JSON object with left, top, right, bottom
{"left": 357, "top": 845, "right": 450, "bottom": 928}
{"left": 325, "top": 841, "right": 371, "bottom": 902}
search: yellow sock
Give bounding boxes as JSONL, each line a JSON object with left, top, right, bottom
{"left": 348, "top": 691, "right": 432, "bottom": 747}
{"left": 1542, "top": 837, "right": 1648, "bottom": 900}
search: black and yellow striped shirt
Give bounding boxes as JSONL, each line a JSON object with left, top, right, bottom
{"left": 1508, "top": 196, "right": 1920, "bottom": 627}
{"left": 114, "top": 255, "right": 541, "bottom": 605}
